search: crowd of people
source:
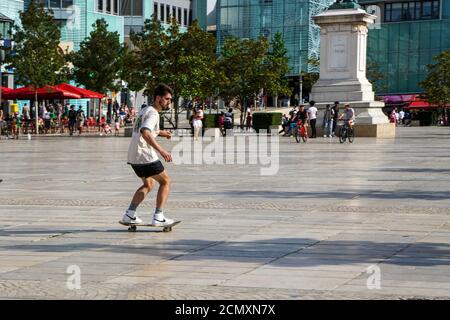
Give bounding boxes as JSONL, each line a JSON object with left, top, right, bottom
{"left": 389, "top": 107, "right": 414, "bottom": 126}
{"left": 280, "top": 101, "right": 355, "bottom": 138}
{"left": 0, "top": 101, "right": 137, "bottom": 139}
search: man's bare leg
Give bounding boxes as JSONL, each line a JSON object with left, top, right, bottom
{"left": 151, "top": 171, "right": 171, "bottom": 210}
{"left": 130, "top": 177, "right": 155, "bottom": 208}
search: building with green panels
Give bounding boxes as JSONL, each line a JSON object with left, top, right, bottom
{"left": 357, "top": 0, "right": 450, "bottom": 95}
{"left": 217, "top": 0, "right": 334, "bottom": 77}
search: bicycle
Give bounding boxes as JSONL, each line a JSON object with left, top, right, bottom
{"left": 339, "top": 120, "right": 355, "bottom": 144}
{"left": 293, "top": 120, "right": 308, "bottom": 143}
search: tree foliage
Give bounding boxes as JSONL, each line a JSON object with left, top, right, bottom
{"left": 7, "top": 0, "right": 67, "bottom": 89}
{"left": 367, "top": 59, "right": 388, "bottom": 95}
{"left": 68, "top": 19, "right": 123, "bottom": 94}
{"left": 420, "top": 50, "right": 450, "bottom": 108}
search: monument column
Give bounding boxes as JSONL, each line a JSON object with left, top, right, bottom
{"left": 310, "top": 1, "right": 395, "bottom": 137}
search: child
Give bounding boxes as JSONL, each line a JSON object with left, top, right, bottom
{"left": 104, "top": 123, "right": 112, "bottom": 135}
{"left": 114, "top": 116, "right": 120, "bottom": 136}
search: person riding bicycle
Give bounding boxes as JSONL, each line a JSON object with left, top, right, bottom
{"left": 296, "top": 104, "right": 308, "bottom": 129}
{"left": 338, "top": 103, "right": 355, "bottom": 129}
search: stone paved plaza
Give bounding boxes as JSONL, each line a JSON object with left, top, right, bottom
{"left": 0, "top": 127, "right": 449, "bottom": 299}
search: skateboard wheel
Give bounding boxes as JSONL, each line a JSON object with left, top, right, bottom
{"left": 163, "top": 227, "right": 171, "bottom": 232}
{"left": 128, "top": 226, "right": 137, "bottom": 232}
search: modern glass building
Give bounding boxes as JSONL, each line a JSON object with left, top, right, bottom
{"left": 216, "top": 0, "right": 450, "bottom": 98}
{"left": 350, "top": 0, "right": 450, "bottom": 95}
{"left": 217, "top": 0, "right": 334, "bottom": 77}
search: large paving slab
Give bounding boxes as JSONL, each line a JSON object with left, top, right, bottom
{"left": 0, "top": 127, "right": 449, "bottom": 299}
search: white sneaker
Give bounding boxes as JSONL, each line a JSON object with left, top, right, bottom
{"left": 152, "top": 212, "right": 174, "bottom": 226}
{"left": 121, "top": 210, "right": 143, "bottom": 224}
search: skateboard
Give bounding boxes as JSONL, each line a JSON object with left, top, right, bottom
{"left": 119, "top": 220, "right": 181, "bottom": 232}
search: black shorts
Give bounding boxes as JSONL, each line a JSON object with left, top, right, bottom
{"left": 130, "top": 161, "right": 165, "bottom": 178}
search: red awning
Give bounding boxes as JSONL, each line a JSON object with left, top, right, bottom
{"left": 55, "top": 84, "right": 105, "bottom": 99}
{"left": 0, "top": 86, "right": 12, "bottom": 94}
{"left": 1, "top": 85, "right": 82, "bottom": 100}
{"left": 405, "top": 99, "right": 449, "bottom": 110}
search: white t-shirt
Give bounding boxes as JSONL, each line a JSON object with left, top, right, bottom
{"left": 127, "top": 106, "right": 160, "bottom": 165}
{"left": 307, "top": 106, "right": 318, "bottom": 120}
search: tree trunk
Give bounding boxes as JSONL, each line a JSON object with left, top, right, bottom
{"left": 98, "top": 99, "right": 101, "bottom": 132}
{"left": 35, "top": 91, "right": 38, "bottom": 135}
{"left": 174, "top": 96, "right": 179, "bottom": 129}
{"left": 135, "top": 91, "right": 138, "bottom": 109}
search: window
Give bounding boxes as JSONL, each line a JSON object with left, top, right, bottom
{"left": 106, "top": 0, "right": 111, "bottom": 13}
{"left": 160, "top": 3, "right": 165, "bottom": 22}
{"left": 184, "top": 8, "right": 188, "bottom": 26}
{"left": 134, "top": 0, "right": 143, "bottom": 16}
{"left": 189, "top": 9, "right": 192, "bottom": 25}
{"left": 122, "top": 0, "right": 132, "bottom": 15}
{"left": 50, "top": 0, "right": 60, "bottom": 8}
{"left": 62, "top": 0, "right": 73, "bottom": 8}
{"left": 153, "top": 2, "right": 158, "bottom": 19}
{"left": 422, "top": 1, "right": 432, "bottom": 19}
{"left": 166, "top": 5, "right": 170, "bottom": 23}
{"left": 114, "top": 0, "right": 118, "bottom": 14}
{"left": 385, "top": 1, "right": 440, "bottom": 22}
{"left": 178, "top": 7, "right": 182, "bottom": 24}
{"left": 172, "top": 7, "right": 176, "bottom": 20}
{"left": 98, "top": 0, "right": 103, "bottom": 12}
{"left": 391, "top": 3, "right": 402, "bottom": 21}
{"left": 432, "top": 0, "right": 440, "bottom": 18}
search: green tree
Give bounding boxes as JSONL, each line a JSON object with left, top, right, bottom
{"left": 367, "top": 59, "right": 388, "bottom": 96}
{"left": 218, "top": 36, "right": 272, "bottom": 124}
{"left": 128, "top": 16, "right": 168, "bottom": 101}
{"left": 178, "top": 20, "right": 219, "bottom": 106}
{"left": 6, "top": 0, "right": 67, "bottom": 133}
{"left": 68, "top": 19, "right": 123, "bottom": 94}
{"left": 119, "top": 45, "right": 147, "bottom": 106}
{"left": 420, "top": 50, "right": 450, "bottom": 123}
{"left": 129, "top": 17, "right": 218, "bottom": 128}
{"left": 265, "top": 32, "right": 291, "bottom": 101}
{"left": 300, "top": 58, "right": 320, "bottom": 100}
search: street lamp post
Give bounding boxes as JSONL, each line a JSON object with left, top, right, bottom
{"left": 299, "top": 72, "right": 303, "bottom": 105}
{"left": 0, "top": 14, "right": 13, "bottom": 116}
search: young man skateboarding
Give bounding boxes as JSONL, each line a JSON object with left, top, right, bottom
{"left": 121, "top": 83, "right": 175, "bottom": 226}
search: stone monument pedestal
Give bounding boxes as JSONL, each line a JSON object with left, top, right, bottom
{"left": 310, "top": 6, "right": 395, "bottom": 138}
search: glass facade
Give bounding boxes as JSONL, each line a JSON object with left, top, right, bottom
{"left": 216, "top": 0, "right": 334, "bottom": 76}
{"left": 384, "top": 1, "right": 440, "bottom": 22}
{"left": 360, "top": 0, "right": 450, "bottom": 94}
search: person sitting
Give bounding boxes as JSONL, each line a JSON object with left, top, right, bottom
{"left": 223, "top": 108, "right": 234, "bottom": 135}
{"left": 218, "top": 112, "right": 225, "bottom": 136}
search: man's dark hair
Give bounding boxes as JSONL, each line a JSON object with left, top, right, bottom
{"left": 154, "top": 83, "right": 173, "bottom": 98}
{"left": 334, "top": 101, "right": 339, "bottom": 105}
{"left": 309, "top": 100, "right": 316, "bottom": 106}
{"left": 228, "top": 108, "right": 233, "bottom": 113}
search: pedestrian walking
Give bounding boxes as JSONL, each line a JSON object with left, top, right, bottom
{"left": 193, "top": 106, "right": 204, "bottom": 140}
{"left": 76, "top": 106, "right": 85, "bottom": 136}
{"left": 68, "top": 105, "right": 77, "bottom": 136}
{"left": 323, "top": 104, "right": 334, "bottom": 137}
{"left": 307, "top": 100, "right": 318, "bottom": 138}
{"left": 331, "top": 101, "right": 339, "bottom": 137}
{"left": 121, "top": 83, "right": 176, "bottom": 226}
